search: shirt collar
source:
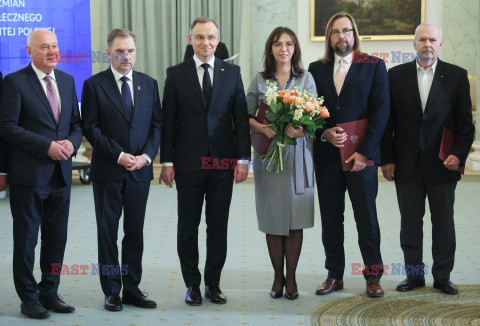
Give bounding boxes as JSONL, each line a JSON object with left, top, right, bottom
{"left": 334, "top": 52, "right": 353, "bottom": 65}
{"left": 193, "top": 54, "right": 215, "bottom": 69}
{"left": 111, "top": 65, "right": 133, "bottom": 82}
{"left": 416, "top": 59, "right": 437, "bottom": 74}
{"left": 31, "top": 62, "right": 56, "bottom": 81}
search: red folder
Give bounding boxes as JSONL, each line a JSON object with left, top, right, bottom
{"left": 251, "top": 101, "right": 272, "bottom": 155}
{"left": 337, "top": 119, "right": 374, "bottom": 172}
{"left": 439, "top": 127, "right": 465, "bottom": 174}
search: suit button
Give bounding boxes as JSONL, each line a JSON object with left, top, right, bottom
{"left": 336, "top": 106, "right": 341, "bottom": 110}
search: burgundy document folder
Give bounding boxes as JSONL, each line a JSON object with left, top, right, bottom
{"left": 337, "top": 119, "right": 374, "bottom": 172}
{"left": 251, "top": 101, "right": 272, "bottom": 155}
{"left": 439, "top": 127, "right": 465, "bottom": 174}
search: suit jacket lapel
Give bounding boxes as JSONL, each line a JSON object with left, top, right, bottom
{"left": 131, "top": 71, "right": 143, "bottom": 123}
{"left": 424, "top": 59, "right": 445, "bottom": 113}
{"left": 99, "top": 68, "right": 130, "bottom": 122}
{"left": 405, "top": 60, "right": 423, "bottom": 113}
{"left": 26, "top": 65, "right": 57, "bottom": 124}
{"left": 56, "top": 71, "right": 69, "bottom": 128}
{"left": 209, "top": 58, "right": 226, "bottom": 109}
{"left": 182, "top": 58, "right": 206, "bottom": 108}
{"left": 326, "top": 62, "right": 338, "bottom": 101}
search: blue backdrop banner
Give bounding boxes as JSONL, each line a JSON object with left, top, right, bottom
{"left": 0, "top": 0, "right": 92, "bottom": 99}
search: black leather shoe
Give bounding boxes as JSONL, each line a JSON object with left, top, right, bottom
{"left": 105, "top": 294, "right": 123, "bottom": 311}
{"left": 434, "top": 279, "right": 458, "bottom": 295}
{"left": 39, "top": 293, "right": 75, "bottom": 313}
{"left": 20, "top": 300, "right": 50, "bottom": 319}
{"left": 205, "top": 285, "right": 227, "bottom": 304}
{"left": 396, "top": 277, "right": 426, "bottom": 291}
{"left": 123, "top": 289, "right": 157, "bottom": 308}
{"left": 185, "top": 286, "right": 202, "bottom": 306}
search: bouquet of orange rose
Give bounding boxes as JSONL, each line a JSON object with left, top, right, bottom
{"left": 262, "top": 80, "right": 329, "bottom": 173}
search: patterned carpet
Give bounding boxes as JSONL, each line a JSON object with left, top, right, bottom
{"left": 311, "top": 285, "right": 480, "bottom": 326}
{"left": 0, "top": 176, "right": 479, "bottom": 325}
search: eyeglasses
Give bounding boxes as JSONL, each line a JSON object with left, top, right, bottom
{"left": 331, "top": 29, "right": 354, "bottom": 37}
{"left": 273, "top": 42, "right": 294, "bottom": 50}
{"left": 193, "top": 34, "right": 219, "bottom": 42}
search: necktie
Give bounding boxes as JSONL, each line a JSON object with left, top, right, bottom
{"left": 201, "top": 63, "right": 212, "bottom": 107}
{"left": 44, "top": 75, "right": 60, "bottom": 123}
{"left": 121, "top": 76, "right": 134, "bottom": 119}
{"left": 334, "top": 59, "right": 346, "bottom": 96}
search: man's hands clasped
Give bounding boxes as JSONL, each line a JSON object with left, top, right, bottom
{"left": 119, "top": 154, "right": 149, "bottom": 171}
{"left": 47, "top": 139, "right": 74, "bottom": 161}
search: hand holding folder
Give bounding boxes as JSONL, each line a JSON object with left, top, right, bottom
{"left": 439, "top": 127, "right": 464, "bottom": 174}
{"left": 337, "top": 119, "right": 374, "bottom": 172}
{"left": 251, "top": 101, "right": 272, "bottom": 155}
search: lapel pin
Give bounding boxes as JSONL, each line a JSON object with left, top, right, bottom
{"left": 221, "top": 68, "right": 224, "bottom": 71}
{"left": 138, "top": 86, "right": 141, "bottom": 90}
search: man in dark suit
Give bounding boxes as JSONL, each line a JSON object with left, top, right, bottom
{"left": 381, "top": 23, "right": 474, "bottom": 295}
{"left": 82, "top": 29, "right": 161, "bottom": 311}
{"left": 0, "top": 30, "right": 82, "bottom": 319}
{"left": 308, "top": 12, "right": 389, "bottom": 298}
{"left": 0, "top": 71, "right": 7, "bottom": 193}
{"left": 160, "top": 16, "right": 250, "bottom": 306}
{"left": 183, "top": 41, "right": 229, "bottom": 61}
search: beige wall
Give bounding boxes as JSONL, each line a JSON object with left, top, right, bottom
{"left": 297, "top": 0, "right": 444, "bottom": 70}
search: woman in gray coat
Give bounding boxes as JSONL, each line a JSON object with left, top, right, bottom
{"left": 246, "top": 27, "right": 317, "bottom": 300}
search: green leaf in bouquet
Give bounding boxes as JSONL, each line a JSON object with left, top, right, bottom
{"left": 302, "top": 119, "right": 315, "bottom": 126}
{"left": 265, "top": 111, "right": 275, "bottom": 120}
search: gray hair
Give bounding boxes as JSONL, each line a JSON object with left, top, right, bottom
{"left": 27, "top": 29, "right": 57, "bottom": 46}
{"left": 414, "top": 23, "right": 443, "bottom": 40}
{"left": 189, "top": 16, "right": 219, "bottom": 34}
{"left": 107, "top": 28, "right": 136, "bottom": 48}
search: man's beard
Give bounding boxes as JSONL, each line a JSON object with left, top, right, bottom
{"left": 417, "top": 51, "right": 434, "bottom": 64}
{"left": 335, "top": 42, "right": 351, "bottom": 55}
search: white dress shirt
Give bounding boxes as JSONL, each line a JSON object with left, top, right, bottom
{"left": 163, "top": 55, "right": 249, "bottom": 167}
{"left": 111, "top": 66, "right": 151, "bottom": 165}
{"left": 416, "top": 59, "right": 437, "bottom": 112}
{"left": 193, "top": 54, "right": 215, "bottom": 89}
{"left": 111, "top": 65, "right": 134, "bottom": 105}
{"left": 31, "top": 62, "right": 62, "bottom": 112}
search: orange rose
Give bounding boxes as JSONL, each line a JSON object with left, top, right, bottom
{"left": 304, "top": 101, "right": 315, "bottom": 113}
{"left": 313, "top": 101, "right": 320, "bottom": 110}
{"left": 319, "top": 106, "right": 330, "bottom": 119}
{"left": 278, "top": 90, "right": 291, "bottom": 99}
{"left": 293, "top": 96, "right": 303, "bottom": 107}
{"left": 282, "top": 93, "right": 292, "bottom": 104}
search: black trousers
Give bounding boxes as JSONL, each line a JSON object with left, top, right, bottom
{"left": 10, "top": 164, "right": 70, "bottom": 302}
{"left": 395, "top": 167, "right": 457, "bottom": 280}
{"left": 175, "top": 169, "right": 234, "bottom": 287}
{"left": 92, "top": 174, "right": 150, "bottom": 295}
{"left": 315, "top": 165, "right": 383, "bottom": 280}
